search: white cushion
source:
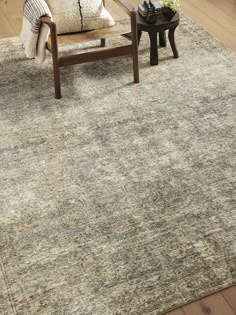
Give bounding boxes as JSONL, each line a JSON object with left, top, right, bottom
{"left": 47, "top": 0, "right": 115, "bottom": 34}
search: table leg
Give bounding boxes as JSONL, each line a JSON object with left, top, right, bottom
{"left": 168, "top": 26, "right": 179, "bottom": 58}
{"left": 148, "top": 31, "right": 158, "bottom": 65}
{"left": 159, "top": 31, "right": 166, "bottom": 47}
{"left": 138, "top": 30, "right": 142, "bottom": 45}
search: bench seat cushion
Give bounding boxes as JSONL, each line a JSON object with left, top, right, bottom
{"left": 47, "top": 0, "right": 115, "bottom": 34}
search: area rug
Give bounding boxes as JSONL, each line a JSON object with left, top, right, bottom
{"left": 0, "top": 15, "right": 236, "bottom": 315}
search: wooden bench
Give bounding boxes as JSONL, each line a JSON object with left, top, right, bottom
{"left": 41, "top": 0, "right": 139, "bottom": 99}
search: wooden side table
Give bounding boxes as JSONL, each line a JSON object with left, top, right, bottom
{"left": 136, "top": 12, "right": 179, "bottom": 65}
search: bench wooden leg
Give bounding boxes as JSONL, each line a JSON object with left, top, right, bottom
{"left": 101, "top": 38, "right": 106, "bottom": 47}
{"left": 50, "top": 22, "right": 62, "bottom": 99}
{"left": 52, "top": 56, "right": 61, "bottom": 99}
{"left": 131, "top": 11, "right": 139, "bottom": 83}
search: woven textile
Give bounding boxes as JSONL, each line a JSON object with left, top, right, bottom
{"left": 1, "top": 15, "right": 236, "bottom": 315}
{"left": 46, "top": 0, "right": 115, "bottom": 34}
{"left": 20, "top": 0, "right": 52, "bottom": 60}
{"left": 20, "top": 0, "right": 114, "bottom": 60}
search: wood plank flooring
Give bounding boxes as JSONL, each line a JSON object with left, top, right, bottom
{"left": 182, "top": 292, "right": 236, "bottom": 315}
{"left": 0, "top": 0, "right": 235, "bottom": 314}
{"left": 2, "top": 0, "right": 236, "bottom": 52}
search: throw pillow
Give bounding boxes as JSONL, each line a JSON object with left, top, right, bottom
{"left": 46, "top": 0, "right": 115, "bottom": 34}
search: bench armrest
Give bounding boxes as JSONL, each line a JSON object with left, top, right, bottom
{"left": 40, "top": 16, "right": 53, "bottom": 26}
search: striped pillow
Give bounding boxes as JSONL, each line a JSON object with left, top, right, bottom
{"left": 46, "top": 0, "right": 115, "bottom": 34}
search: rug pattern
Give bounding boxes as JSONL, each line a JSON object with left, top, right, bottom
{"left": 0, "top": 16, "right": 236, "bottom": 314}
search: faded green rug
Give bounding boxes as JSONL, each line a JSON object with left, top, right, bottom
{"left": 0, "top": 15, "right": 236, "bottom": 315}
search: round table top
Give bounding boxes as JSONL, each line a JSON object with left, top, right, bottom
{"left": 136, "top": 11, "right": 179, "bottom": 31}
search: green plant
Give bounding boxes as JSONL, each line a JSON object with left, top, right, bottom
{"left": 160, "top": 0, "right": 180, "bottom": 12}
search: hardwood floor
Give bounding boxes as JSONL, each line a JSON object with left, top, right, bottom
{"left": 2, "top": 0, "right": 236, "bottom": 52}
{"left": 0, "top": 0, "right": 235, "bottom": 314}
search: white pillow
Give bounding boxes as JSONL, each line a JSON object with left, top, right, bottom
{"left": 46, "top": 0, "right": 115, "bottom": 34}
